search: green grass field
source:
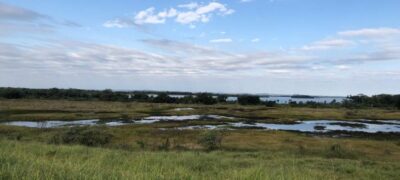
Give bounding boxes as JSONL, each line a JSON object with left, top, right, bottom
{"left": 0, "top": 99, "right": 400, "bottom": 179}
{"left": 1, "top": 139, "right": 399, "bottom": 180}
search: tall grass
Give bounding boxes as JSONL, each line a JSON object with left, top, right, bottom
{"left": 1, "top": 139, "right": 399, "bottom": 179}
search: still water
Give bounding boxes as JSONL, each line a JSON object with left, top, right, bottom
{"left": 1, "top": 115, "right": 399, "bottom": 133}
{"left": 178, "top": 120, "right": 400, "bottom": 133}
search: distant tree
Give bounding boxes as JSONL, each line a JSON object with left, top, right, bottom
{"left": 238, "top": 95, "right": 260, "bottom": 105}
{"left": 179, "top": 95, "right": 195, "bottom": 104}
{"left": 153, "top": 93, "right": 176, "bottom": 103}
{"left": 305, "top": 101, "right": 318, "bottom": 108}
{"left": 217, "top": 95, "right": 227, "bottom": 103}
{"left": 0, "top": 88, "right": 24, "bottom": 99}
{"left": 133, "top": 93, "right": 149, "bottom": 101}
{"left": 100, "top": 89, "right": 114, "bottom": 101}
{"left": 264, "top": 101, "right": 276, "bottom": 107}
{"left": 195, "top": 93, "right": 217, "bottom": 105}
{"left": 289, "top": 101, "right": 298, "bottom": 106}
{"left": 48, "top": 88, "right": 60, "bottom": 98}
{"left": 395, "top": 95, "right": 400, "bottom": 109}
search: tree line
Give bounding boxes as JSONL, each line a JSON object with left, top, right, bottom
{"left": 0, "top": 87, "right": 399, "bottom": 108}
{"left": 0, "top": 87, "right": 226, "bottom": 104}
{"left": 343, "top": 94, "right": 400, "bottom": 109}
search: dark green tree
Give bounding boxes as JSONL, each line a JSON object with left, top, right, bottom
{"left": 195, "top": 93, "right": 217, "bottom": 105}
{"left": 238, "top": 95, "right": 260, "bottom": 105}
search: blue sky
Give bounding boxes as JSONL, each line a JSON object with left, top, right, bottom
{"left": 0, "top": 0, "right": 400, "bottom": 96}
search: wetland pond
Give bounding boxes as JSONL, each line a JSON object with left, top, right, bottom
{"left": 1, "top": 115, "right": 400, "bottom": 134}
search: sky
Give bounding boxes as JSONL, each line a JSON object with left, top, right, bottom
{"left": 0, "top": 0, "right": 400, "bottom": 96}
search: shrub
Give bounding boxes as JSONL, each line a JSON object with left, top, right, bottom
{"left": 195, "top": 93, "right": 217, "bottom": 105}
{"left": 136, "top": 140, "right": 146, "bottom": 149}
{"left": 49, "top": 127, "right": 112, "bottom": 147}
{"left": 314, "top": 125, "right": 326, "bottom": 131}
{"left": 198, "top": 131, "right": 223, "bottom": 151}
{"left": 238, "top": 95, "right": 260, "bottom": 105}
{"left": 0, "top": 88, "right": 24, "bottom": 99}
{"left": 325, "top": 144, "right": 357, "bottom": 159}
{"left": 158, "top": 138, "right": 171, "bottom": 151}
{"left": 265, "top": 101, "right": 276, "bottom": 107}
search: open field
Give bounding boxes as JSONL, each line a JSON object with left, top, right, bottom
{"left": 1, "top": 99, "right": 400, "bottom": 122}
{"left": 0, "top": 99, "right": 400, "bottom": 179}
{"left": 1, "top": 130, "right": 400, "bottom": 179}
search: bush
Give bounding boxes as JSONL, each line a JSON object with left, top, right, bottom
{"left": 153, "top": 93, "right": 176, "bottom": 103}
{"left": 0, "top": 88, "right": 24, "bottom": 99}
{"left": 238, "top": 95, "right": 260, "bottom": 105}
{"left": 136, "top": 140, "right": 146, "bottom": 149}
{"left": 198, "top": 131, "right": 223, "bottom": 151}
{"left": 265, "top": 101, "right": 276, "bottom": 107}
{"left": 325, "top": 144, "right": 357, "bottom": 159}
{"left": 158, "top": 138, "right": 171, "bottom": 151}
{"left": 195, "top": 93, "right": 217, "bottom": 105}
{"left": 217, "top": 95, "right": 227, "bottom": 103}
{"left": 49, "top": 127, "right": 113, "bottom": 147}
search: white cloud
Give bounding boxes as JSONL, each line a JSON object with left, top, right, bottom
{"left": 104, "top": 1, "right": 234, "bottom": 27}
{"left": 195, "top": 2, "right": 233, "bottom": 15}
{"left": 240, "top": 0, "right": 253, "bottom": 3}
{"left": 302, "top": 39, "right": 354, "bottom": 51}
{"left": 178, "top": 2, "right": 199, "bottom": 9}
{"left": 251, "top": 38, "right": 260, "bottom": 43}
{"left": 210, "top": 38, "right": 233, "bottom": 43}
{"left": 176, "top": 2, "right": 234, "bottom": 24}
{"left": 189, "top": 24, "right": 196, "bottom": 29}
{"left": 134, "top": 7, "right": 167, "bottom": 24}
{"left": 176, "top": 11, "right": 204, "bottom": 24}
{"left": 338, "top": 28, "right": 400, "bottom": 38}
{"left": 335, "top": 65, "right": 351, "bottom": 70}
{"left": 103, "top": 19, "right": 133, "bottom": 28}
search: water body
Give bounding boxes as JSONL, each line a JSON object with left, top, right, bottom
{"left": 227, "top": 96, "right": 346, "bottom": 104}
{"left": 2, "top": 120, "right": 96, "bottom": 128}
{"left": 0, "top": 115, "right": 232, "bottom": 128}
{"left": 176, "top": 121, "right": 400, "bottom": 133}
{"left": 1, "top": 116, "right": 399, "bottom": 133}
{"left": 234, "top": 95, "right": 343, "bottom": 104}
{"left": 134, "top": 115, "right": 232, "bottom": 124}
{"left": 173, "top": 108, "right": 194, "bottom": 111}
{"left": 144, "top": 94, "right": 346, "bottom": 104}
{"left": 228, "top": 120, "right": 400, "bottom": 133}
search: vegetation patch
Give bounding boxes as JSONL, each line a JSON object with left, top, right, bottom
{"left": 314, "top": 125, "right": 326, "bottom": 130}
{"left": 49, "top": 127, "right": 113, "bottom": 147}
{"left": 329, "top": 122, "right": 367, "bottom": 128}
{"left": 325, "top": 144, "right": 359, "bottom": 159}
{"left": 198, "top": 131, "right": 223, "bottom": 151}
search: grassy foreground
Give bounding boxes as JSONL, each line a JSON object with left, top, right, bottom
{"left": 1, "top": 139, "right": 399, "bottom": 180}
{"left": 1, "top": 124, "right": 400, "bottom": 179}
